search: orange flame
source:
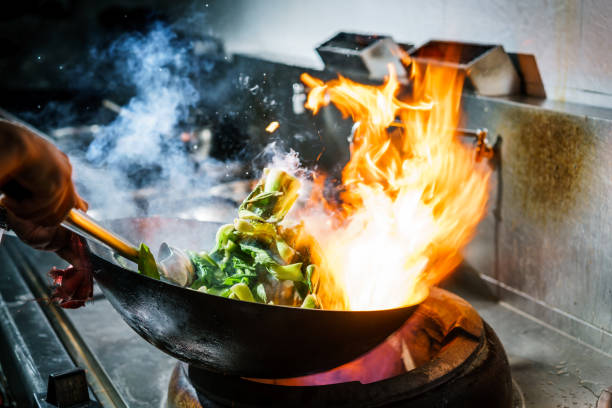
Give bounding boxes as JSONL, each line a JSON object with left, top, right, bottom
{"left": 265, "top": 121, "right": 280, "bottom": 133}
{"left": 298, "top": 63, "right": 491, "bottom": 311}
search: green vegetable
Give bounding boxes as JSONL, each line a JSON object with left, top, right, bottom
{"left": 238, "top": 168, "right": 300, "bottom": 223}
{"left": 187, "top": 250, "right": 223, "bottom": 290}
{"left": 213, "top": 224, "right": 236, "bottom": 253}
{"left": 276, "top": 238, "right": 295, "bottom": 264}
{"left": 255, "top": 283, "right": 267, "bottom": 303}
{"left": 138, "top": 168, "right": 321, "bottom": 309}
{"left": 268, "top": 263, "right": 304, "bottom": 282}
{"left": 223, "top": 273, "right": 257, "bottom": 286}
{"left": 301, "top": 294, "right": 318, "bottom": 309}
{"left": 230, "top": 283, "right": 255, "bottom": 302}
{"left": 137, "top": 243, "right": 160, "bottom": 280}
{"left": 305, "top": 264, "right": 316, "bottom": 292}
{"left": 239, "top": 242, "right": 279, "bottom": 265}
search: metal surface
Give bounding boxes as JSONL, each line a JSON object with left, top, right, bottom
{"left": 460, "top": 92, "right": 612, "bottom": 355}
{"left": 507, "top": 53, "right": 546, "bottom": 98}
{"left": 444, "top": 267, "right": 612, "bottom": 407}
{"left": 455, "top": 127, "right": 495, "bottom": 161}
{"left": 86, "top": 217, "right": 418, "bottom": 378}
{"left": 316, "top": 32, "right": 409, "bottom": 81}
{"left": 4, "top": 239, "right": 129, "bottom": 408}
{"left": 0, "top": 291, "right": 46, "bottom": 406}
{"left": 166, "top": 288, "right": 512, "bottom": 408}
{"left": 247, "top": 287, "right": 484, "bottom": 386}
{"left": 411, "top": 41, "right": 522, "bottom": 96}
{"left": 0, "top": 242, "right": 82, "bottom": 406}
{"left": 63, "top": 292, "right": 177, "bottom": 408}
{"left": 44, "top": 368, "right": 90, "bottom": 407}
{"left": 178, "top": 324, "right": 509, "bottom": 408}
{"left": 204, "top": 1, "right": 612, "bottom": 108}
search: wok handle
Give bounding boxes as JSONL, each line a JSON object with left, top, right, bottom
{"left": 64, "top": 209, "right": 140, "bottom": 263}
{"left": 0, "top": 205, "right": 140, "bottom": 263}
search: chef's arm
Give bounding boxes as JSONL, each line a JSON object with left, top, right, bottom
{"left": 0, "top": 119, "right": 87, "bottom": 225}
{"left": 0, "top": 119, "right": 87, "bottom": 255}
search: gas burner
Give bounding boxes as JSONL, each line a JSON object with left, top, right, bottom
{"left": 167, "top": 288, "right": 514, "bottom": 408}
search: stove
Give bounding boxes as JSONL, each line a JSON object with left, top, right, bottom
{"left": 1, "top": 27, "right": 611, "bottom": 408}
{"left": 1, "top": 235, "right": 609, "bottom": 407}
{"left": 167, "top": 288, "right": 513, "bottom": 408}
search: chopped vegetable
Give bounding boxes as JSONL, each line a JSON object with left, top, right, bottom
{"left": 157, "top": 244, "right": 195, "bottom": 286}
{"left": 138, "top": 243, "right": 160, "bottom": 280}
{"left": 137, "top": 168, "right": 321, "bottom": 308}
{"left": 255, "top": 283, "right": 267, "bottom": 303}
{"left": 238, "top": 168, "right": 300, "bottom": 223}
{"left": 230, "top": 283, "right": 255, "bottom": 302}
{"left": 268, "top": 263, "right": 304, "bottom": 282}
{"left": 301, "top": 294, "right": 318, "bottom": 309}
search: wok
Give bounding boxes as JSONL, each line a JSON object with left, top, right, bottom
{"left": 87, "top": 217, "right": 418, "bottom": 378}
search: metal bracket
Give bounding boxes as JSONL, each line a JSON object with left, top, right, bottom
{"left": 456, "top": 128, "right": 495, "bottom": 162}
{"left": 316, "top": 32, "right": 411, "bottom": 81}
{"left": 410, "top": 41, "right": 521, "bottom": 97}
{"left": 33, "top": 368, "right": 101, "bottom": 407}
{"left": 387, "top": 120, "right": 496, "bottom": 162}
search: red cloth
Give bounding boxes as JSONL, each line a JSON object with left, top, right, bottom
{"left": 49, "top": 234, "right": 93, "bottom": 308}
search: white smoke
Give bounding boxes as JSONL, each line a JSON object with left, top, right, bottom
{"left": 56, "top": 20, "right": 321, "bottom": 224}
{"left": 69, "top": 23, "right": 213, "bottom": 219}
{"left": 260, "top": 142, "right": 302, "bottom": 176}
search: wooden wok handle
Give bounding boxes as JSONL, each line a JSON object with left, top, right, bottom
{"left": 64, "top": 209, "right": 140, "bottom": 263}
{"left": 0, "top": 205, "right": 140, "bottom": 263}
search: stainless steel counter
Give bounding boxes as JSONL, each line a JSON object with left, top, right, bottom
{"left": 444, "top": 268, "right": 612, "bottom": 408}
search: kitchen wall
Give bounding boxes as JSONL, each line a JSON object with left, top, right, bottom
{"left": 460, "top": 94, "right": 612, "bottom": 356}
{"left": 206, "top": 0, "right": 612, "bottom": 109}
{"left": 204, "top": 0, "right": 612, "bottom": 354}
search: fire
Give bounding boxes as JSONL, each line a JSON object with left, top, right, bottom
{"left": 265, "top": 121, "right": 280, "bottom": 133}
{"left": 298, "top": 61, "right": 491, "bottom": 311}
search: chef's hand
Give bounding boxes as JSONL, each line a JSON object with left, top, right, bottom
{"left": 0, "top": 119, "right": 87, "bottom": 260}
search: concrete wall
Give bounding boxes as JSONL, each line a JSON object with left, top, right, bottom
{"left": 206, "top": 0, "right": 612, "bottom": 108}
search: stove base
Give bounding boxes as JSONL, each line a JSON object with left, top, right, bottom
{"left": 166, "top": 289, "right": 513, "bottom": 407}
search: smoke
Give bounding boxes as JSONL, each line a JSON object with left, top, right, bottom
{"left": 19, "top": 12, "right": 327, "bottom": 227}
{"left": 258, "top": 142, "right": 302, "bottom": 177}
{"left": 87, "top": 23, "right": 197, "bottom": 165}
{"left": 67, "top": 21, "right": 223, "bottom": 219}
{"left": 254, "top": 142, "right": 327, "bottom": 221}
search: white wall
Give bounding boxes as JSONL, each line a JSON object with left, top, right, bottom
{"left": 206, "top": 0, "right": 612, "bottom": 108}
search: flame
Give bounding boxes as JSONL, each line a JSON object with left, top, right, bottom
{"left": 265, "top": 121, "right": 280, "bottom": 133}
{"left": 298, "top": 62, "right": 491, "bottom": 311}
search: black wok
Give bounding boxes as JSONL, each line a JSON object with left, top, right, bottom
{"left": 87, "top": 217, "right": 418, "bottom": 378}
